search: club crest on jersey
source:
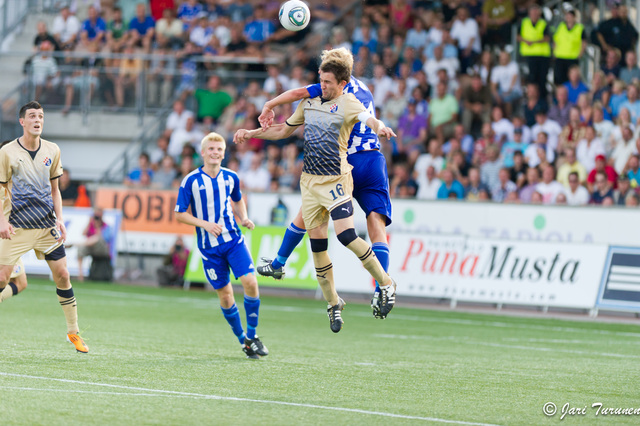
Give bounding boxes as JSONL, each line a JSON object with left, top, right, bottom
{"left": 329, "top": 103, "right": 338, "bottom": 113}
{"left": 43, "top": 157, "right": 52, "bottom": 166}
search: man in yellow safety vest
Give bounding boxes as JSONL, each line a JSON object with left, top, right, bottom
{"left": 553, "top": 9, "right": 587, "bottom": 85}
{"left": 517, "top": 5, "right": 551, "bottom": 98}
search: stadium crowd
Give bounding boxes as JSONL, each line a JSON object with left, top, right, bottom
{"left": 30, "top": 0, "right": 640, "bottom": 207}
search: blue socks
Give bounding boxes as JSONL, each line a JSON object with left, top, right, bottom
{"left": 221, "top": 303, "right": 245, "bottom": 344}
{"left": 244, "top": 295, "right": 260, "bottom": 340}
{"left": 372, "top": 242, "right": 390, "bottom": 290}
{"left": 271, "top": 223, "right": 306, "bottom": 269}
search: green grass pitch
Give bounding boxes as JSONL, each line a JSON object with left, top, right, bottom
{"left": 1, "top": 279, "right": 639, "bottom": 425}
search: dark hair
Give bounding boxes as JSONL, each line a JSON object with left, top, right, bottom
{"left": 19, "top": 101, "right": 43, "bottom": 118}
{"left": 319, "top": 61, "right": 351, "bottom": 86}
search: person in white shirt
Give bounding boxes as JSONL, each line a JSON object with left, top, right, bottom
{"left": 371, "top": 64, "right": 394, "bottom": 106}
{"left": 416, "top": 165, "right": 442, "bottom": 200}
{"left": 189, "top": 14, "right": 214, "bottom": 48}
{"left": 536, "top": 164, "right": 565, "bottom": 204}
{"left": 491, "top": 105, "right": 514, "bottom": 143}
{"left": 531, "top": 110, "right": 562, "bottom": 161}
{"left": 240, "top": 154, "right": 271, "bottom": 192}
{"left": 491, "top": 51, "right": 522, "bottom": 117}
{"left": 263, "top": 65, "right": 290, "bottom": 95}
{"left": 525, "top": 131, "right": 555, "bottom": 167}
{"left": 423, "top": 44, "right": 459, "bottom": 87}
{"left": 575, "top": 126, "right": 605, "bottom": 171}
{"left": 592, "top": 103, "right": 615, "bottom": 155}
{"left": 450, "top": 6, "right": 481, "bottom": 73}
{"left": 611, "top": 125, "right": 637, "bottom": 173}
{"left": 414, "top": 139, "right": 446, "bottom": 180}
{"left": 563, "top": 171, "right": 590, "bottom": 205}
{"left": 165, "top": 100, "right": 195, "bottom": 136}
{"left": 168, "top": 116, "right": 205, "bottom": 158}
{"left": 52, "top": 6, "right": 81, "bottom": 49}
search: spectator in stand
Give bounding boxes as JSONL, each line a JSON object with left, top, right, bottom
{"left": 491, "top": 105, "right": 514, "bottom": 144}
{"left": 425, "top": 28, "right": 459, "bottom": 62}
{"left": 480, "top": 144, "right": 502, "bottom": 192}
{"left": 587, "top": 154, "right": 618, "bottom": 192}
{"left": 511, "top": 115, "right": 532, "bottom": 145}
{"left": 430, "top": 68, "right": 461, "bottom": 100}
{"left": 557, "top": 147, "right": 587, "bottom": 187}
{"left": 563, "top": 65, "right": 589, "bottom": 105}
{"left": 194, "top": 75, "right": 233, "bottom": 125}
{"left": 464, "top": 167, "right": 490, "bottom": 201}
{"left": 620, "top": 50, "right": 640, "bottom": 85}
{"left": 472, "top": 122, "right": 495, "bottom": 166}
{"left": 531, "top": 109, "right": 562, "bottom": 159}
{"left": 263, "top": 65, "right": 290, "bottom": 96}
{"left": 416, "top": 165, "right": 441, "bottom": 200}
{"left": 575, "top": 126, "right": 605, "bottom": 172}
{"left": 537, "top": 164, "right": 564, "bottom": 205}
{"left": 614, "top": 175, "right": 633, "bottom": 205}
{"left": 390, "top": 163, "right": 418, "bottom": 198}
{"left": 243, "top": 5, "right": 275, "bottom": 47}
{"left": 501, "top": 127, "right": 528, "bottom": 168}
{"left": 563, "top": 171, "right": 590, "bottom": 205}
{"left": 189, "top": 13, "right": 214, "bottom": 49}
{"left": 371, "top": 64, "right": 394, "bottom": 107}
{"left": 491, "top": 50, "right": 522, "bottom": 117}
{"left": 352, "top": 22, "right": 377, "bottom": 56}
{"left": 414, "top": 138, "right": 445, "bottom": 179}
{"left": 173, "top": 41, "right": 198, "bottom": 101}
{"left": 151, "top": 155, "right": 178, "bottom": 189}
{"left": 609, "top": 80, "right": 628, "bottom": 119}
{"left": 601, "top": 49, "right": 622, "bottom": 85}
{"left": 461, "top": 73, "right": 491, "bottom": 135}
{"left": 595, "top": 4, "right": 638, "bottom": 59}
{"left": 437, "top": 168, "right": 464, "bottom": 199}
{"left": 448, "top": 150, "right": 470, "bottom": 183}
{"left": 241, "top": 154, "right": 271, "bottom": 192}
{"left": 619, "top": 84, "right": 640, "bottom": 124}
{"left": 610, "top": 125, "right": 637, "bottom": 174}
{"left": 491, "top": 167, "right": 517, "bottom": 202}
{"left": 430, "top": 81, "right": 459, "bottom": 143}
{"left": 626, "top": 154, "right": 640, "bottom": 186}
{"left": 405, "top": 18, "right": 429, "bottom": 50}
{"left": 30, "top": 40, "right": 59, "bottom": 101}
{"left": 168, "top": 115, "right": 205, "bottom": 158}
{"left": 450, "top": 6, "right": 481, "bottom": 73}
{"left": 470, "top": 50, "right": 493, "bottom": 86}
{"left": 166, "top": 100, "right": 194, "bottom": 137}
{"left": 128, "top": 3, "right": 155, "bottom": 49}
{"left": 524, "top": 131, "right": 554, "bottom": 168}
{"left": 508, "top": 150, "right": 529, "bottom": 187}
{"left": 34, "top": 21, "right": 60, "bottom": 52}
{"left": 519, "top": 166, "right": 540, "bottom": 203}
{"left": 277, "top": 143, "right": 302, "bottom": 191}
{"left": 523, "top": 82, "right": 547, "bottom": 127}
{"left": 444, "top": 124, "right": 474, "bottom": 159}
{"left": 149, "top": 135, "right": 170, "bottom": 165}
{"left": 155, "top": 7, "right": 184, "bottom": 49}
{"left": 395, "top": 99, "right": 427, "bottom": 163}
{"left": 382, "top": 79, "right": 408, "bottom": 129}
{"left": 157, "top": 236, "right": 189, "bottom": 287}
{"left": 61, "top": 42, "right": 102, "bottom": 115}
{"left": 125, "top": 152, "right": 154, "bottom": 187}
{"left": 106, "top": 6, "right": 128, "bottom": 52}
{"left": 114, "top": 43, "right": 143, "bottom": 109}
{"left": 517, "top": 5, "right": 551, "bottom": 98}
{"left": 178, "top": 0, "right": 203, "bottom": 27}
{"left": 481, "top": 0, "right": 515, "bottom": 49}
{"left": 52, "top": 5, "right": 81, "bottom": 50}
{"left": 590, "top": 71, "right": 610, "bottom": 105}
{"left": 548, "top": 85, "right": 573, "bottom": 128}
{"left": 552, "top": 8, "right": 586, "bottom": 86}
{"left": 590, "top": 170, "right": 615, "bottom": 204}
{"left": 79, "top": 5, "right": 106, "bottom": 46}
{"left": 592, "top": 103, "right": 615, "bottom": 155}
{"left": 389, "top": 0, "right": 413, "bottom": 34}
{"left": 424, "top": 45, "right": 459, "bottom": 87}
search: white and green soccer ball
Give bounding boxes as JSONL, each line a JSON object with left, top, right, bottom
{"left": 279, "top": 0, "right": 310, "bottom": 32}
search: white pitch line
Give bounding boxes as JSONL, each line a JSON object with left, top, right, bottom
{"left": 0, "top": 372, "right": 499, "bottom": 426}
{"left": 374, "top": 334, "right": 640, "bottom": 359}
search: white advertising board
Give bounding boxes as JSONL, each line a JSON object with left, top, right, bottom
{"left": 331, "top": 233, "right": 607, "bottom": 309}
{"left": 247, "top": 194, "right": 640, "bottom": 246}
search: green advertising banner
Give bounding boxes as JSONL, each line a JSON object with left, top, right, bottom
{"left": 184, "top": 226, "right": 319, "bottom": 289}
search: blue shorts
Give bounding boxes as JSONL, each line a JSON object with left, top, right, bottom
{"left": 348, "top": 150, "right": 393, "bottom": 226}
{"left": 199, "top": 236, "right": 255, "bottom": 289}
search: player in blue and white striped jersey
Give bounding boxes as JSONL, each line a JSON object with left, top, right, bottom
{"left": 175, "top": 132, "right": 268, "bottom": 359}
{"left": 256, "top": 62, "right": 392, "bottom": 319}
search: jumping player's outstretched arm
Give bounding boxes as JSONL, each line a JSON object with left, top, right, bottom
{"left": 234, "top": 122, "right": 299, "bottom": 144}
{"left": 259, "top": 87, "right": 310, "bottom": 130}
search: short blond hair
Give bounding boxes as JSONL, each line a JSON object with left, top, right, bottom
{"left": 200, "top": 132, "right": 226, "bottom": 152}
{"left": 319, "top": 47, "right": 353, "bottom": 83}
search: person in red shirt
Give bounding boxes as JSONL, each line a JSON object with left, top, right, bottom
{"left": 587, "top": 154, "right": 618, "bottom": 192}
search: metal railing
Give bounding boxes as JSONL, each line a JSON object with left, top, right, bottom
{"left": 0, "top": 0, "right": 32, "bottom": 50}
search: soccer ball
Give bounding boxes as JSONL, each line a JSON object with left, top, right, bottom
{"left": 279, "top": 0, "right": 310, "bottom": 32}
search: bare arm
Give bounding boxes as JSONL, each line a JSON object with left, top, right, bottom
{"left": 176, "top": 210, "right": 224, "bottom": 237}
{"left": 0, "top": 185, "right": 15, "bottom": 240}
{"left": 231, "top": 198, "right": 254, "bottom": 230}
{"left": 259, "top": 87, "right": 310, "bottom": 129}
{"left": 365, "top": 116, "right": 397, "bottom": 138}
{"left": 234, "top": 122, "right": 299, "bottom": 144}
{"left": 51, "top": 178, "right": 66, "bottom": 242}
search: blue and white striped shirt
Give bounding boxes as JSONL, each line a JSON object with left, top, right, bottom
{"left": 175, "top": 167, "right": 242, "bottom": 250}
{"left": 306, "top": 76, "right": 381, "bottom": 154}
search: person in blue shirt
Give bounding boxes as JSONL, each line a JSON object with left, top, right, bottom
{"left": 436, "top": 168, "right": 465, "bottom": 199}
{"left": 80, "top": 6, "right": 106, "bottom": 44}
{"left": 563, "top": 65, "right": 589, "bottom": 104}
{"left": 128, "top": 3, "right": 155, "bottom": 49}
{"left": 255, "top": 61, "right": 394, "bottom": 320}
{"left": 175, "top": 132, "right": 268, "bottom": 359}
{"left": 243, "top": 5, "right": 275, "bottom": 45}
